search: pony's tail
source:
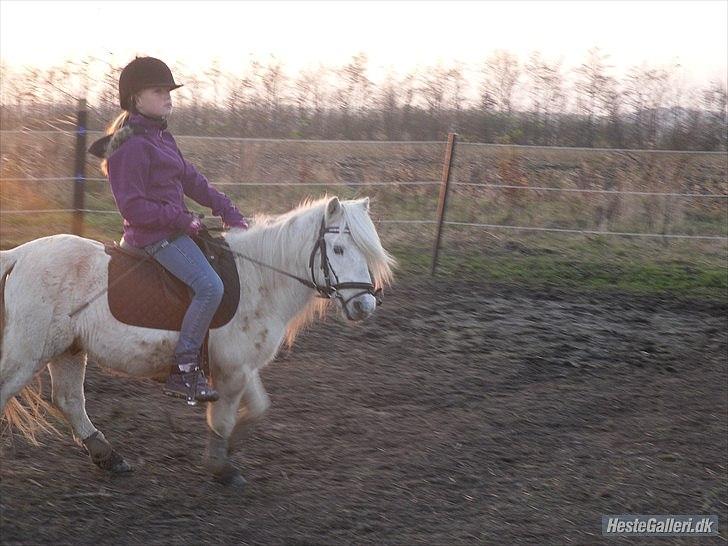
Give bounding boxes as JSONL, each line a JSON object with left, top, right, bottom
{"left": 0, "top": 248, "right": 61, "bottom": 446}
{"left": 2, "top": 379, "right": 61, "bottom": 447}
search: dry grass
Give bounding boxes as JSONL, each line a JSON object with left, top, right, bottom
{"left": 1, "top": 135, "right": 726, "bottom": 297}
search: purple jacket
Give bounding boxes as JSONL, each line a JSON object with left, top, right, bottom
{"left": 107, "top": 113, "right": 245, "bottom": 247}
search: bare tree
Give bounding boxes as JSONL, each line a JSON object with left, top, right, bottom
{"left": 0, "top": 49, "right": 724, "bottom": 149}
{"left": 260, "top": 59, "right": 287, "bottom": 114}
{"left": 624, "top": 63, "right": 673, "bottom": 148}
{"left": 418, "top": 63, "right": 468, "bottom": 136}
{"left": 399, "top": 71, "right": 418, "bottom": 140}
{"left": 574, "top": 47, "right": 616, "bottom": 146}
{"left": 236, "top": 57, "right": 288, "bottom": 137}
{"left": 525, "top": 52, "right": 566, "bottom": 144}
{"left": 223, "top": 72, "right": 246, "bottom": 136}
{"left": 209, "top": 59, "right": 224, "bottom": 104}
{"left": 482, "top": 50, "right": 520, "bottom": 114}
{"left": 294, "top": 66, "right": 330, "bottom": 137}
{"left": 335, "top": 53, "right": 372, "bottom": 138}
{"left": 700, "top": 80, "right": 728, "bottom": 150}
{"left": 376, "top": 72, "right": 402, "bottom": 140}
{"left": 95, "top": 57, "right": 122, "bottom": 112}
{"left": 373, "top": 70, "right": 426, "bottom": 140}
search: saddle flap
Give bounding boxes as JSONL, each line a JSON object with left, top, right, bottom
{"left": 105, "top": 233, "right": 240, "bottom": 331}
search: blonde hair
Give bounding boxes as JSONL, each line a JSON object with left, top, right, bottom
{"left": 100, "top": 90, "right": 139, "bottom": 175}
{"left": 100, "top": 111, "right": 129, "bottom": 176}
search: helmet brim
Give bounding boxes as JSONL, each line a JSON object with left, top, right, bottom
{"left": 139, "top": 83, "right": 184, "bottom": 91}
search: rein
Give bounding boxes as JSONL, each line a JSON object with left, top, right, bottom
{"left": 68, "top": 216, "right": 382, "bottom": 319}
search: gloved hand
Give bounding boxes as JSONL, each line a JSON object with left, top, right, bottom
{"left": 186, "top": 216, "right": 204, "bottom": 237}
{"left": 224, "top": 218, "right": 249, "bottom": 230}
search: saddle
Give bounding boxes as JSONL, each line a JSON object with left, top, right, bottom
{"left": 104, "top": 230, "right": 240, "bottom": 331}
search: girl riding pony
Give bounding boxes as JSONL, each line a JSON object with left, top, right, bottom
{"left": 90, "top": 57, "right": 248, "bottom": 405}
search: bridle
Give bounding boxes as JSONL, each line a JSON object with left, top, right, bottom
{"left": 308, "top": 218, "right": 383, "bottom": 318}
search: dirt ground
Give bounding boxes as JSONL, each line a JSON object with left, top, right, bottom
{"left": 1, "top": 278, "right": 726, "bottom": 545}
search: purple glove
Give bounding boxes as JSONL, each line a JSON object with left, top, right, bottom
{"left": 224, "top": 218, "right": 249, "bottom": 230}
{"left": 186, "top": 216, "right": 204, "bottom": 237}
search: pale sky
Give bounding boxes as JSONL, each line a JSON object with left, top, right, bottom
{"left": 1, "top": 0, "right": 726, "bottom": 87}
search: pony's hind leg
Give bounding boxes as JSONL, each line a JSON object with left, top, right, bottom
{"left": 0, "top": 308, "right": 55, "bottom": 412}
{"left": 0, "top": 356, "right": 56, "bottom": 444}
{"left": 0, "top": 357, "right": 45, "bottom": 412}
{"left": 48, "top": 351, "right": 132, "bottom": 473}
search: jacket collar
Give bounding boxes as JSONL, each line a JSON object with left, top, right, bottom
{"left": 129, "top": 112, "right": 168, "bottom": 132}
{"left": 87, "top": 112, "right": 168, "bottom": 159}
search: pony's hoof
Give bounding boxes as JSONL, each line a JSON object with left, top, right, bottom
{"left": 83, "top": 431, "right": 132, "bottom": 474}
{"left": 110, "top": 459, "right": 134, "bottom": 474}
{"left": 214, "top": 470, "right": 247, "bottom": 489}
{"left": 227, "top": 473, "right": 247, "bottom": 489}
{"left": 101, "top": 449, "right": 133, "bottom": 474}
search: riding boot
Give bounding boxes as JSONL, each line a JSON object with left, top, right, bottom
{"left": 163, "top": 364, "right": 219, "bottom": 405}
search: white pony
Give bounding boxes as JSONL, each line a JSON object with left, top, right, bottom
{"left": 0, "top": 196, "right": 394, "bottom": 487}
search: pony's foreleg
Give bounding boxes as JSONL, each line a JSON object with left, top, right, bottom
{"left": 205, "top": 371, "right": 246, "bottom": 486}
{"left": 204, "top": 368, "right": 270, "bottom": 487}
{"left": 48, "top": 352, "right": 132, "bottom": 473}
{"left": 229, "top": 369, "right": 270, "bottom": 449}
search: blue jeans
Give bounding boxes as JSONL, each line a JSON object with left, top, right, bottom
{"left": 144, "top": 235, "right": 224, "bottom": 365}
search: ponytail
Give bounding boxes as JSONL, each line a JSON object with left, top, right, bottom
{"left": 100, "top": 111, "right": 130, "bottom": 176}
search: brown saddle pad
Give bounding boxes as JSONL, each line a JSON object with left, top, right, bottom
{"left": 105, "top": 231, "right": 240, "bottom": 331}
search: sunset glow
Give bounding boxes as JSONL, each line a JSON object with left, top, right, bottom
{"left": 1, "top": 0, "right": 726, "bottom": 87}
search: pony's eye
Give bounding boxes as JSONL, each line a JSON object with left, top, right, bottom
{"left": 333, "top": 245, "right": 344, "bottom": 255}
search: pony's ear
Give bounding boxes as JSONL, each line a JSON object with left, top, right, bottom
{"left": 326, "top": 196, "right": 341, "bottom": 219}
{"left": 360, "top": 197, "right": 370, "bottom": 212}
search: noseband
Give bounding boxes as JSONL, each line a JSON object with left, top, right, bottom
{"left": 308, "top": 218, "right": 383, "bottom": 316}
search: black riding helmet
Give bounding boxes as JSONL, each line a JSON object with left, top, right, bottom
{"left": 118, "top": 57, "right": 183, "bottom": 111}
{"left": 88, "top": 57, "right": 182, "bottom": 158}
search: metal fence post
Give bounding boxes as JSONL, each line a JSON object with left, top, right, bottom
{"left": 431, "top": 132, "right": 458, "bottom": 275}
{"left": 72, "top": 98, "right": 87, "bottom": 236}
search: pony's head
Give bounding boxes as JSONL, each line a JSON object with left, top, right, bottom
{"left": 315, "top": 196, "right": 395, "bottom": 321}
{"left": 231, "top": 195, "right": 396, "bottom": 342}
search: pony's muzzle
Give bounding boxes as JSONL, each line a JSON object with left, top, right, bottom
{"left": 345, "top": 293, "right": 376, "bottom": 321}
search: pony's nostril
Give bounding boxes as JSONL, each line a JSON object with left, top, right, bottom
{"left": 353, "top": 300, "right": 363, "bottom": 314}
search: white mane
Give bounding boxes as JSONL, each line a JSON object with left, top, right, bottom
{"left": 340, "top": 197, "right": 396, "bottom": 288}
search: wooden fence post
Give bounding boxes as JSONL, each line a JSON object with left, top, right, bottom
{"left": 431, "top": 132, "right": 457, "bottom": 275}
{"left": 72, "top": 98, "right": 87, "bottom": 236}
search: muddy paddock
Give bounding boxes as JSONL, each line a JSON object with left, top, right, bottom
{"left": 1, "top": 278, "right": 726, "bottom": 544}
